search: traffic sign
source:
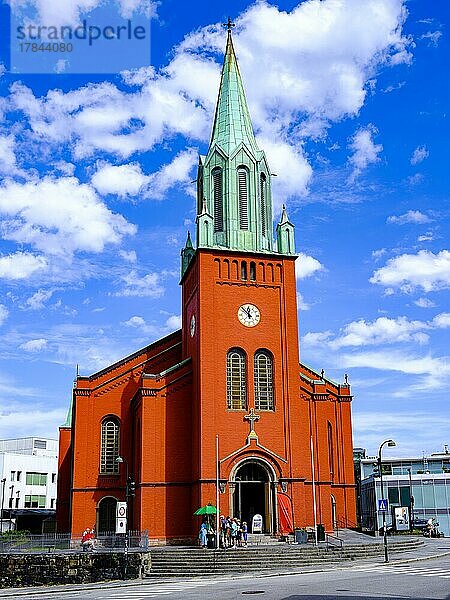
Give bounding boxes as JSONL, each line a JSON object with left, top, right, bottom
{"left": 378, "top": 498, "right": 388, "bottom": 512}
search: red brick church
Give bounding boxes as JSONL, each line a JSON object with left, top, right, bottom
{"left": 57, "top": 30, "right": 356, "bottom": 542}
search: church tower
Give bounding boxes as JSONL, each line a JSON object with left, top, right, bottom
{"left": 181, "top": 27, "right": 318, "bottom": 533}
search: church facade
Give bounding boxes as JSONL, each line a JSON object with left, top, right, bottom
{"left": 57, "top": 31, "right": 356, "bottom": 542}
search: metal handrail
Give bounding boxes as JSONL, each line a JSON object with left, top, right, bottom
{"left": 325, "top": 532, "right": 344, "bottom": 553}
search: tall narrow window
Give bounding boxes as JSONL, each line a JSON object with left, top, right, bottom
{"left": 238, "top": 167, "right": 249, "bottom": 230}
{"left": 241, "top": 261, "right": 247, "bottom": 281}
{"left": 227, "top": 349, "right": 247, "bottom": 410}
{"left": 213, "top": 168, "right": 223, "bottom": 232}
{"left": 249, "top": 261, "right": 256, "bottom": 281}
{"left": 327, "top": 421, "right": 334, "bottom": 481}
{"left": 100, "top": 417, "right": 120, "bottom": 474}
{"left": 254, "top": 350, "right": 274, "bottom": 410}
{"left": 260, "top": 174, "right": 267, "bottom": 237}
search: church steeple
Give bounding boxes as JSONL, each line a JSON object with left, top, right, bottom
{"left": 209, "top": 30, "right": 259, "bottom": 157}
{"left": 195, "top": 26, "right": 279, "bottom": 254}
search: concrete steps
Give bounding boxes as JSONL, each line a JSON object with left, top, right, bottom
{"left": 146, "top": 537, "right": 424, "bottom": 578}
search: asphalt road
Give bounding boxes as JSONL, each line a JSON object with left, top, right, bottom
{"left": 7, "top": 556, "right": 450, "bottom": 600}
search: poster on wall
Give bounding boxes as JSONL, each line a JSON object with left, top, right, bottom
{"left": 394, "top": 506, "right": 410, "bottom": 531}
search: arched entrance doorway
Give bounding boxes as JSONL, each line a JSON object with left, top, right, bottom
{"left": 231, "top": 459, "right": 276, "bottom": 533}
{"left": 97, "top": 496, "right": 117, "bottom": 534}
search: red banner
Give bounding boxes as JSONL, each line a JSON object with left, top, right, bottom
{"left": 277, "top": 492, "right": 294, "bottom": 534}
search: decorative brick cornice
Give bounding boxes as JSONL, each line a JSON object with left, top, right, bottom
{"left": 73, "top": 389, "right": 90, "bottom": 397}
{"left": 312, "top": 393, "right": 329, "bottom": 401}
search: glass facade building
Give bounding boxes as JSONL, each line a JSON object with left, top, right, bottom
{"left": 355, "top": 448, "right": 450, "bottom": 537}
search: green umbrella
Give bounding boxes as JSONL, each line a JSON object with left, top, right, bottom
{"left": 194, "top": 504, "right": 219, "bottom": 516}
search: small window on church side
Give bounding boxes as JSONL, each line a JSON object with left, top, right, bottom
{"left": 100, "top": 417, "right": 120, "bottom": 474}
{"left": 213, "top": 168, "right": 223, "bottom": 232}
{"left": 249, "top": 261, "right": 256, "bottom": 281}
{"left": 254, "top": 350, "right": 274, "bottom": 410}
{"left": 227, "top": 349, "right": 247, "bottom": 410}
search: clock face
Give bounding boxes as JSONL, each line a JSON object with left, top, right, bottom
{"left": 238, "top": 304, "right": 261, "bottom": 328}
{"left": 190, "top": 314, "right": 196, "bottom": 337}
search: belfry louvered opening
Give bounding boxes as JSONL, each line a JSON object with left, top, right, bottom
{"left": 227, "top": 348, "right": 247, "bottom": 410}
{"left": 100, "top": 417, "right": 120, "bottom": 474}
{"left": 238, "top": 167, "right": 249, "bottom": 230}
{"left": 254, "top": 350, "right": 274, "bottom": 410}
{"left": 213, "top": 168, "right": 223, "bottom": 232}
{"left": 260, "top": 174, "right": 267, "bottom": 237}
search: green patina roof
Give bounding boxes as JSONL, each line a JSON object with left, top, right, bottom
{"left": 62, "top": 397, "right": 73, "bottom": 427}
{"left": 209, "top": 31, "right": 259, "bottom": 156}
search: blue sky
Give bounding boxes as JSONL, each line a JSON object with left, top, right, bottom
{"left": 0, "top": 0, "right": 448, "bottom": 458}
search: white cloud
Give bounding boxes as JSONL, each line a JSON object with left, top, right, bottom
{"left": 342, "top": 349, "right": 450, "bottom": 377}
{"left": 297, "top": 292, "right": 310, "bottom": 311}
{"left": 165, "top": 314, "right": 181, "bottom": 330}
{"left": 420, "top": 31, "right": 443, "bottom": 47}
{"left": 0, "top": 135, "right": 17, "bottom": 173}
{"left": 7, "top": 0, "right": 411, "bottom": 176}
{"left": 20, "top": 338, "right": 48, "bottom": 352}
{"left": 0, "top": 176, "right": 136, "bottom": 257}
{"left": 433, "top": 313, "right": 450, "bottom": 329}
{"left": 347, "top": 124, "right": 383, "bottom": 179}
{"left": 91, "top": 162, "right": 149, "bottom": 198}
{"left": 119, "top": 250, "right": 137, "bottom": 263}
{"left": 0, "top": 403, "right": 66, "bottom": 440}
{"left": 144, "top": 148, "right": 197, "bottom": 200}
{"left": 295, "top": 253, "right": 324, "bottom": 279}
{"left": 116, "top": 270, "right": 164, "bottom": 297}
{"left": 7, "top": 0, "right": 156, "bottom": 27}
{"left": 331, "top": 316, "right": 430, "bottom": 348}
{"left": 370, "top": 250, "right": 450, "bottom": 293}
{"left": 414, "top": 297, "right": 435, "bottom": 309}
{"left": 410, "top": 145, "right": 429, "bottom": 165}
{"left": 372, "top": 248, "right": 387, "bottom": 261}
{"left": 387, "top": 210, "right": 430, "bottom": 225}
{"left": 0, "top": 304, "right": 8, "bottom": 326}
{"left": 25, "top": 289, "right": 54, "bottom": 310}
{"left": 417, "top": 232, "right": 434, "bottom": 242}
{"left": 0, "top": 252, "right": 47, "bottom": 280}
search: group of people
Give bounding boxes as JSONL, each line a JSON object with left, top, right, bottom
{"left": 81, "top": 527, "right": 96, "bottom": 551}
{"left": 198, "top": 515, "right": 249, "bottom": 549}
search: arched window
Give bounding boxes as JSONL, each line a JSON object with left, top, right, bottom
{"left": 241, "top": 261, "right": 247, "bottom": 281}
{"left": 238, "top": 167, "right": 249, "bottom": 230}
{"left": 260, "top": 174, "right": 267, "bottom": 237}
{"left": 212, "top": 168, "right": 223, "bottom": 232}
{"left": 254, "top": 350, "right": 274, "bottom": 410}
{"left": 249, "top": 261, "right": 256, "bottom": 281}
{"left": 227, "top": 349, "right": 247, "bottom": 410}
{"left": 100, "top": 417, "right": 120, "bottom": 474}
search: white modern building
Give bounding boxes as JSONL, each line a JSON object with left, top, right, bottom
{"left": 354, "top": 446, "right": 450, "bottom": 538}
{"left": 0, "top": 437, "right": 58, "bottom": 532}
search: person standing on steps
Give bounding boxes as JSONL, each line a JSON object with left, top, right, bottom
{"left": 199, "top": 521, "right": 208, "bottom": 548}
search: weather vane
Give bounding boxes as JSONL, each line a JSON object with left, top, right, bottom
{"left": 223, "top": 17, "right": 236, "bottom": 33}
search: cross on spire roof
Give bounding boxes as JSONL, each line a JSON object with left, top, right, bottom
{"left": 223, "top": 17, "right": 236, "bottom": 33}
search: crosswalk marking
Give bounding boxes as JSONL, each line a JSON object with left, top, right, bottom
{"left": 351, "top": 564, "right": 450, "bottom": 580}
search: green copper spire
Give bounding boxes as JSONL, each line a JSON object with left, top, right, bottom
{"left": 209, "top": 30, "right": 259, "bottom": 157}
{"left": 181, "top": 231, "right": 196, "bottom": 277}
{"left": 276, "top": 205, "right": 295, "bottom": 254}
{"left": 196, "top": 28, "right": 276, "bottom": 254}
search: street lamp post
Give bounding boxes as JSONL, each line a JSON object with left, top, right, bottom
{"left": 378, "top": 439, "right": 396, "bottom": 563}
{"left": 0, "top": 478, "right": 6, "bottom": 534}
{"left": 407, "top": 468, "right": 414, "bottom": 532}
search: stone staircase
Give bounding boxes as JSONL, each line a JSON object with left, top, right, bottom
{"left": 146, "top": 536, "right": 424, "bottom": 578}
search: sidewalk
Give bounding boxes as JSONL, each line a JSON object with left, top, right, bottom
{"left": 2, "top": 536, "right": 450, "bottom": 597}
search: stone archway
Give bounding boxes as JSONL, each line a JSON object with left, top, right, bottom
{"left": 230, "top": 458, "right": 277, "bottom": 534}
{"left": 96, "top": 496, "right": 117, "bottom": 534}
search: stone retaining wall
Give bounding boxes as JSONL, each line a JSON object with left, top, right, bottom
{"left": 0, "top": 551, "right": 151, "bottom": 588}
